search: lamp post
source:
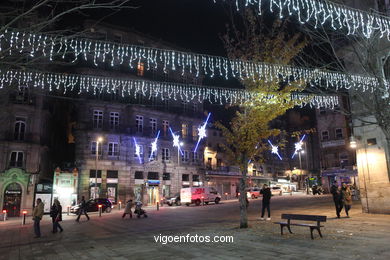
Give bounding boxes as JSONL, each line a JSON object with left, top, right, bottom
{"left": 95, "top": 137, "right": 103, "bottom": 199}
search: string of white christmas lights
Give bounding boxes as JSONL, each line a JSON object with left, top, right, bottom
{"left": 0, "top": 69, "right": 339, "bottom": 108}
{"left": 215, "top": 0, "right": 390, "bottom": 40}
{"left": 0, "top": 30, "right": 385, "bottom": 92}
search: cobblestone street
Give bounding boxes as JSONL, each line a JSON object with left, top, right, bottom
{"left": 0, "top": 195, "right": 389, "bottom": 260}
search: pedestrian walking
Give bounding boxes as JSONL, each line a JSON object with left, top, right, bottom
{"left": 330, "top": 181, "right": 343, "bottom": 218}
{"left": 259, "top": 184, "right": 272, "bottom": 221}
{"left": 76, "top": 196, "right": 90, "bottom": 222}
{"left": 32, "top": 198, "right": 44, "bottom": 238}
{"left": 122, "top": 200, "right": 134, "bottom": 218}
{"left": 50, "top": 199, "right": 63, "bottom": 233}
{"left": 342, "top": 183, "right": 352, "bottom": 217}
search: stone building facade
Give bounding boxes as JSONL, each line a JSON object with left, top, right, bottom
{"left": 0, "top": 88, "right": 51, "bottom": 216}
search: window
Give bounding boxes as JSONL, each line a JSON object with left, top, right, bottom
{"left": 335, "top": 128, "right": 343, "bottom": 139}
{"left": 192, "top": 126, "right": 198, "bottom": 141}
{"left": 181, "top": 101, "right": 188, "bottom": 112}
{"left": 319, "top": 107, "right": 326, "bottom": 115}
{"left": 162, "top": 148, "right": 170, "bottom": 161}
{"left": 91, "top": 142, "right": 103, "bottom": 155}
{"left": 134, "top": 171, "right": 144, "bottom": 179}
{"left": 163, "top": 95, "right": 170, "bottom": 110}
{"left": 93, "top": 110, "right": 103, "bottom": 129}
{"left": 192, "top": 102, "right": 198, "bottom": 112}
{"left": 148, "top": 146, "right": 157, "bottom": 161}
{"left": 134, "top": 144, "right": 144, "bottom": 158}
{"left": 137, "top": 62, "right": 144, "bottom": 76}
{"left": 108, "top": 142, "right": 119, "bottom": 156}
{"left": 109, "top": 112, "right": 119, "bottom": 130}
{"left": 181, "top": 150, "right": 189, "bottom": 162}
{"left": 136, "top": 115, "right": 143, "bottom": 133}
{"left": 163, "top": 173, "right": 170, "bottom": 180}
{"left": 148, "top": 172, "right": 159, "bottom": 180}
{"left": 182, "top": 123, "right": 188, "bottom": 138}
{"left": 321, "top": 131, "right": 329, "bottom": 141}
{"left": 192, "top": 175, "right": 200, "bottom": 182}
{"left": 162, "top": 120, "right": 169, "bottom": 137}
{"left": 14, "top": 117, "right": 26, "bottom": 141}
{"left": 107, "top": 170, "right": 118, "bottom": 178}
{"left": 89, "top": 169, "right": 102, "bottom": 178}
{"left": 192, "top": 151, "right": 199, "bottom": 162}
{"left": 9, "top": 151, "right": 23, "bottom": 168}
{"left": 150, "top": 118, "right": 157, "bottom": 135}
{"left": 182, "top": 174, "right": 189, "bottom": 181}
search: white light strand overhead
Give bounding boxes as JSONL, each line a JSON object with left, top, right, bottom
{"left": 214, "top": 0, "right": 390, "bottom": 41}
{"left": 0, "top": 69, "right": 340, "bottom": 108}
{"left": 0, "top": 30, "right": 385, "bottom": 92}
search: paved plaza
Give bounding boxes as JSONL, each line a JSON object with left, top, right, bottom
{"left": 0, "top": 195, "right": 389, "bottom": 260}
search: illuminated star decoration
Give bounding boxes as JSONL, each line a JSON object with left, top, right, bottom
{"left": 194, "top": 112, "right": 211, "bottom": 152}
{"left": 133, "top": 137, "right": 143, "bottom": 164}
{"left": 291, "top": 134, "right": 306, "bottom": 159}
{"left": 149, "top": 130, "right": 160, "bottom": 161}
{"left": 268, "top": 140, "right": 282, "bottom": 160}
{"left": 169, "top": 127, "right": 184, "bottom": 155}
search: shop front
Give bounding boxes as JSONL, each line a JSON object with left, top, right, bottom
{"left": 52, "top": 168, "right": 78, "bottom": 210}
{"left": 321, "top": 167, "right": 359, "bottom": 193}
{"left": 0, "top": 168, "right": 32, "bottom": 217}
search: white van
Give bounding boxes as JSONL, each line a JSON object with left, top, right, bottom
{"left": 181, "top": 187, "right": 221, "bottom": 206}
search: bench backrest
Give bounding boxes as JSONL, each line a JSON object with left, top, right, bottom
{"left": 281, "top": 214, "right": 327, "bottom": 222}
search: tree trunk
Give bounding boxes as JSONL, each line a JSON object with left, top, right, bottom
{"left": 239, "top": 153, "right": 249, "bottom": 228}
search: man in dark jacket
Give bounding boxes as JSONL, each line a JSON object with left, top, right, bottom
{"left": 76, "top": 196, "right": 90, "bottom": 222}
{"left": 330, "top": 181, "right": 343, "bottom": 218}
{"left": 259, "top": 184, "right": 272, "bottom": 220}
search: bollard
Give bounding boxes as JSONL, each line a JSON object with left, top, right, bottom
{"left": 118, "top": 201, "right": 122, "bottom": 211}
{"left": 22, "top": 210, "right": 27, "bottom": 225}
{"left": 225, "top": 193, "right": 228, "bottom": 200}
{"left": 2, "top": 210, "right": 7, "bottom": 221}
{"left": 156, "top": 202, "right": 159, "bottom": 211}
{"left": 67, "top": 206, "right": 70, "bottom": 216}
{"left": 98, "top": 204, "right": 102, "bottom": 217}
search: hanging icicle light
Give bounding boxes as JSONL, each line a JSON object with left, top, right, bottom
{"left": 0, "top": 30, "right": 386, "bottom": 92}
{"left": 213, "top": 0, "right": 390, "bottom": 41}
{"left": 0, "top": 69, "right": 341, "bottom": 108}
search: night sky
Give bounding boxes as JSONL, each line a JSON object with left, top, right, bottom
{"left": 103, "top": 0, "right": 232, "bottom": 56}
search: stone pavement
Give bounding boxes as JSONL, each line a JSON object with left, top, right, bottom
{"left": 0, "top": 195, "right": 389, "bottom": 260}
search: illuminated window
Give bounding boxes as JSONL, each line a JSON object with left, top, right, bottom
{"left": 192, "top": 126, "right": 198, "bottom": 141}
{"left": 137, "top": 62, "right": 144, "bottom": 76}
{"left": 182, "top": 123, "right": 188, "bottom": 138}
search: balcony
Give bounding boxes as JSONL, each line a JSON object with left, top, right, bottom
{"left": 206, "top": 166, "right": 241, "bottom": 176}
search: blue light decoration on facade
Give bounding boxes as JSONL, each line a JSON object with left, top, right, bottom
{"left": 149, "top": 130, "right": 160, "bottom": 162}
{"left": 268, "top": 140, "right": 282, "bottom": 160}
{"left": 194, "top": 112, "right": 211, "bottom": 152}
{"left": 291, "top": 134, "right": 306, "bottom": 159}
{"left": 169, "top": 127, "right": 184, "bottom": 155}
{"left": 133, "top": 137, "right": 143, "bottom": 164}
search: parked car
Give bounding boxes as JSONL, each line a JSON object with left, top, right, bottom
{"left": 181, "top": 187, "right": 221, "bottom": 206}
{"left": 271, "top": 186, "right": 283, "bottom": 196}
{"left": 246, "top": 187, "right": 261, "bottom": 199}
{"left": 165, "top": 193, "right": 181, "bottom": 206}
{"left": 70, "top": 198, "right": 113, "bottom": 214}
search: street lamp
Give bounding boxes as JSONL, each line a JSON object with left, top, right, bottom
{"left": 95, "top": 136, "right": 103, "bottom": 199}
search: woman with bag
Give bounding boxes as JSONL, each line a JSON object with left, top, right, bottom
{"left": 50, "top": 199, "right": 63, "bottom": 233}
{"left": 342, "top": 183, "right": 352, "bottom": 218}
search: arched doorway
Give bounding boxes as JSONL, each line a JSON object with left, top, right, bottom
{"left": 3, "top": 183, "right": 22, "bottom": 217}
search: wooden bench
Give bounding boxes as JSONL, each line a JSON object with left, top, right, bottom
{"left": 274, "top": 214, "right": 327, "bottom": 239}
